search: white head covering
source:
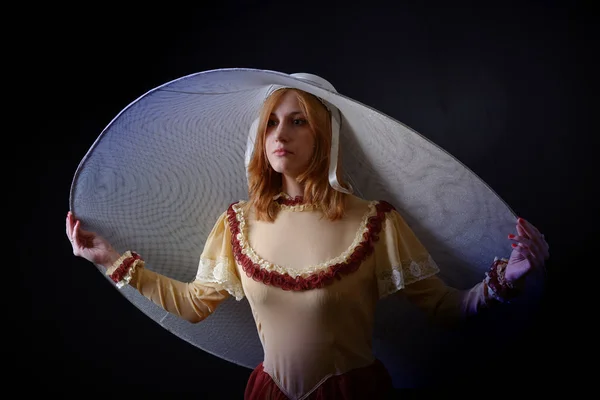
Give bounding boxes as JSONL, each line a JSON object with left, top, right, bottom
{"left": 244, "top": 73, "right": 352, "bottom": 194}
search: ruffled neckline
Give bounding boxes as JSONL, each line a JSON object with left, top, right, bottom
{"left": 273, "top": 192, "right": 318, "bottom": 211}
{"left": 226, "top": 199, "right": 395, "bottom": 291}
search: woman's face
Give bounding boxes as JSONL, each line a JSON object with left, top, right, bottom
{"left": 265, "top": 91, "right": 316, "bottom": 178}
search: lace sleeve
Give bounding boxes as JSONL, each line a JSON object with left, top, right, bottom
{"left": 375, "top": 206, "right": 440, "bottom": 298}
{"left": 196, "top": 210, "right": 245, "bottom": 301}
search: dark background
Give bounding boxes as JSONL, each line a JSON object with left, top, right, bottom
{"left": 21, "top": 0, "right": 592, "bottom": 395}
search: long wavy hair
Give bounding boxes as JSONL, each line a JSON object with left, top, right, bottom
{"left": 246, "top": 88, "right": 349, "bottom": 222}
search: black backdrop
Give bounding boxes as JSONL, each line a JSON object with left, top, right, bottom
{"left": 21, "top": 0, "right": 592, "bottom": 395}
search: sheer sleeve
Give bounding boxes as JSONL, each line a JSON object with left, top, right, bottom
{"left": 375, "top": 207, "right": 441, "bottom": 298}
{"left": 194, "top": 210, "right": 245, "bottom": 301}
{"left": 107, "top": 211, "right": 244, "bottom": 323}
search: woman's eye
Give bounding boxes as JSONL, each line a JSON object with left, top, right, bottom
{"left": 293, "top": 119, "right": 307, "bottom": 125}
{"left": 267, "top": 120, "right": 277, "bottom": 127}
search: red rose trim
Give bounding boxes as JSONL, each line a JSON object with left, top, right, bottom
{"left": 109, "top": 252, "right": 142, "bottom": 284}
{"left": 485, "top": 258, "right": 520, "bottom": 302}
{"left": 227, "top": 201, "right": 395, "bottom": 291}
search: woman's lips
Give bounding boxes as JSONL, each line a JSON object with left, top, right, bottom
{"left": 273, "top": 149, "right": 292, "bottom": 156}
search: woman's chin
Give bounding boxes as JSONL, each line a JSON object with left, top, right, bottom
{"left": 272, "top": 166, "right": 301, "bottom": 180}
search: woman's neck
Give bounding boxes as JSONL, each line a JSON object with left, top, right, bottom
{"left": 281, "top": 175, "right": 304, "bottom": 198}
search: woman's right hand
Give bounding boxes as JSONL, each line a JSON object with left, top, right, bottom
{"left": 66, "top": 211, "right": 121, "bottom": 269}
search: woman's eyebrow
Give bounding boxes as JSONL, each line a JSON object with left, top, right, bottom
{"left": 270, "top": 111, "right": 303, "bottom": 117}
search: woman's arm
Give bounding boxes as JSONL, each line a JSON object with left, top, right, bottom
{"left": 399, "top": 274, "right": 490, "bottom": 324}
{"left": 67, "top": 209, "right": 238, "bottom": 325}
{"left": 106, "top": 252, "right": 229, "bottom": 323}
{"left": 106, "top": 252, "right": 231, "bottom": 323}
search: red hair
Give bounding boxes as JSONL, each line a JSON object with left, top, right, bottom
{"left": 246, "top": 88, "right": 349, "bottom": 221}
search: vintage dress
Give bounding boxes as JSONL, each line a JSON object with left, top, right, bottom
{"left": 113, "top": 194, "right": 493, "bottom": 399}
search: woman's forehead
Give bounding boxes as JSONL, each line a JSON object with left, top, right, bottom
{"left": 271, "top": 91, "right": 303, "bottom": 115}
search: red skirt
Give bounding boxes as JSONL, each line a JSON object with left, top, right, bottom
{"left": 244, "top": 359, "right": 394, "bottom": 399}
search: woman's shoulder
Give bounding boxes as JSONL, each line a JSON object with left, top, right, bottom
{"left": 346, "top": 194, "right": 397, "bottom": 213}
{"left": 346, "top": 194, "right": 372, "bottom": 207}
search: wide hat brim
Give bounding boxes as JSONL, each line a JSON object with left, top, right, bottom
{"left": 70, "top": 68, "right": 542, "bottom": 386}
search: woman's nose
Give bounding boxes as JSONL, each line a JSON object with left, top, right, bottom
{"left": 273, "top": 123, "right": 290, "bottom": 142}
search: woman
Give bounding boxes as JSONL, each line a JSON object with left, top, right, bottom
{"left": 66, "top": 85, "right": 549, "bottom": 399}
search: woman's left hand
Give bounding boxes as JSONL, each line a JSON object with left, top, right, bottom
{"left": 505, "top": 217, "right": 550, "bottom": 284}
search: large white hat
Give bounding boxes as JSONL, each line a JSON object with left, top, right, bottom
{"left": 70, "top": 68, "right": 539, "bottom": 386}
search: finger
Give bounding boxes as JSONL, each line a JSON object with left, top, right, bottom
{"left": 66, "top": 211, "right": 73, "bottom": 239}
{"left": 516, "top": 223, "right": 528, "bottom": 239}
{"left": 511, "top": 230, "right": 541, "bottom": 256}
{"left": 511, "top": 241, "right": 536, "bottom": 257}
{"left": 73, "top": 220, "right": 81, "bottom": 247}
{"left": 517, "top": 221, "right": 537, "bottom": 243}
{"left": 511, "top": 243, "right": 537, "bottom": 262}
{"left": 509, "top": 234, "right": 535, "bottom": 249}
{"left": 517, "top": 222, "right": 544, "bottom": 251}
{"left": 72, "top": 218, "right": 92, "bottom": 236}
{"left": 518, "top": 217, "right": 541, "bottom": 239}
